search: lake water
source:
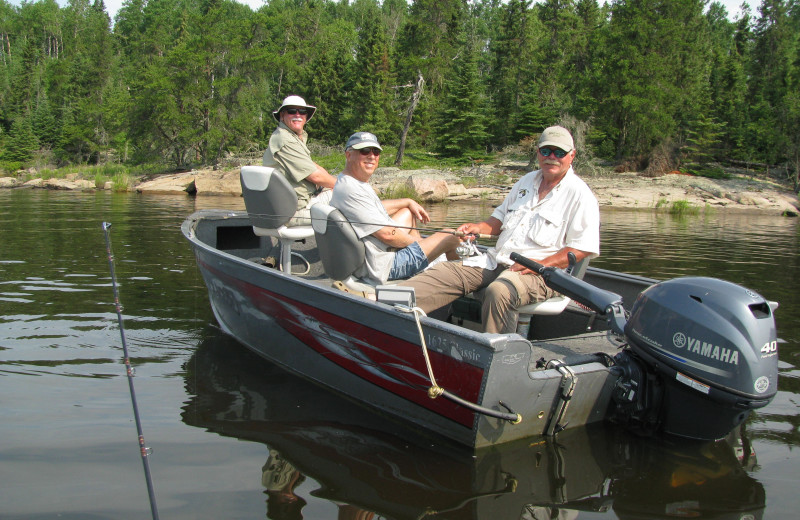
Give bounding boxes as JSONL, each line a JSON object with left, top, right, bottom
{"left": 1, "top": 189, "right": 798, "bottom": 519}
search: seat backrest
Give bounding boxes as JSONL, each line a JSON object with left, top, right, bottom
{"left": 240, "top": 166, "right": 297, "bottom": 229}
{"left": 310, "top": 203, "right": 365, "bottom": 281}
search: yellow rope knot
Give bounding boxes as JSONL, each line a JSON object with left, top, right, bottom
{"left": 428, "top": 386, "right": 444, "bottom": 399}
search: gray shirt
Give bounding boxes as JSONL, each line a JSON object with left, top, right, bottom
{"left": 330, "top": 173, "right": 396, "bottom": 284}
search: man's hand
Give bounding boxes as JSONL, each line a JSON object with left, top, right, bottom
{"left": 508, "top": 259, "right": 538, "bottom": 275}
{"left": 406, "top": 199, "right": 430, "bottom": 224}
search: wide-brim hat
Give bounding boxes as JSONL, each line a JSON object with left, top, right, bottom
{"left": 538, "top": 125, "right": 574, "bottom": 152}
{"left": 272, "top": 95, "right": 316, "bottom": 122}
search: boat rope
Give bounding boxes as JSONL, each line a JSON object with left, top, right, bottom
{"left": 239, "top": 211, "right": 499, "bottom": 240}
{"left": 416, "top": 475, "right": 518, "bottom": 518}
{"left": 102, "top": 222, "right": 160, "bottom": 520}
{"left": 401, "top": 306, "right": 522, "bottom": 425}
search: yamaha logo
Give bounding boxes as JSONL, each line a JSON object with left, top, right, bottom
{"left": 746, "top": 289, "right": 758, "bottom": 298}
{"left": 673, "top": 331, "right": 740, "bottom": 365}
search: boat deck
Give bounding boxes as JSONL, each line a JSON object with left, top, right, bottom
{"left": 530, "top": 331, "right": 625, "bottom": 365}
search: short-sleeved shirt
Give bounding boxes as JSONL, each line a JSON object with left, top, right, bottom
{"left": 465, "top": 167, "right": 600, "bottom": 270}
{"left": 262, "top": 122, "right": 318, "bottom": 210}
{"left": 330, "top": 173, "right": 397, "bottom": 284}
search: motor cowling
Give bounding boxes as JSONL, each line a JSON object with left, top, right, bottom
{"left": 621, "top": 277, "right": 778, "bottom": 441}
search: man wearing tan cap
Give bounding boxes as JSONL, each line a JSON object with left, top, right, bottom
{"left": 263, "top": 95, "right": 337, "bottom": 225}
{"left": 401, "top": 125, "right": 600, "bottom": 333}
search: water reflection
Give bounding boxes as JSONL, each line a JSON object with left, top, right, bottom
{"left": 0, "top": 190, "right": 795, "bottom": 518}
{"left": 183, "top": 329, "right": 765, "bottom": 520}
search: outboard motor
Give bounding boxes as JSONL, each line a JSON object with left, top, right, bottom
{"left": 508, "top": 254, "right": 780, "bottom": 442}
{"left": 622, "top": 277, "right": 778, "bottom": 441}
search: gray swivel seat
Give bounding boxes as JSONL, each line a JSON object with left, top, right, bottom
{"left": 240, "top": 166, "right": 314, "bottom": 275}
{"left": 515, "top": 255, "right": 590, "bottom": 335}
{"left": 310, "top": 203, "right": 376, "bottom": 294}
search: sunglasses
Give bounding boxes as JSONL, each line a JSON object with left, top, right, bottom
{"left": 357, "top": 148, "right": 381, "bottom": 156}
{"left": 539, "top": 147, "right": 568, "bottom": 158}
{"left": 283, "top": 108, "right": 309, "bottom": 115}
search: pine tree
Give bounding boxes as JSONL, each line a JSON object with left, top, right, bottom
{"left": 3, "top": 116, "right": 39, "bottom": 163}
{"left": 348, "top": 9, "right": 396, "bottom": 143}
{"left": 434, "top": 37, "right": 489, "bottom": 158}
{"left": 487, "top": 0, "right": 537, "bottom": 147}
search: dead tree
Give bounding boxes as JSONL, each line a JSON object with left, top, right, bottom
{"left": 395, "top": 72, "right": 424, "bottom": 167}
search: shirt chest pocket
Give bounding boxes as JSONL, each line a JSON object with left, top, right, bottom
{"left": 500, "top": 197, "right": 530, "bottom": 231}
{"left": 529, "top": 209, "right": 564, "bottom": 247}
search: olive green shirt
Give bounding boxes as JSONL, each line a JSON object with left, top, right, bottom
{"left": 262, "top": 122, "right": 318, "bottom": 210}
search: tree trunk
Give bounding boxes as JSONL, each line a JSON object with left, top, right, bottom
{"left": 395, "top": 72, "right": 424, "bottom": 167}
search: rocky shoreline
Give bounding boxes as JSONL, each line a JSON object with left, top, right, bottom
{"left": 2, "top": 163, "right": 798, "bottom": 216}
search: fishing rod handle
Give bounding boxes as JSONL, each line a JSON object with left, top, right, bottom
{"left": 453, "top": 231, "right": 499, "bottom": 240}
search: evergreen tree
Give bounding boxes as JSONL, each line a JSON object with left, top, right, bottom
{"left": 748, "top": 0, "right": 796, "bottom": 166}
{"left": 32, "top": 93, "right": 60, "bottom": 148}
{"left": 487, "top": 0, "right": 537, "bottom": 146}
{"left": 596, "top": 0, "right": 713, "bottom": 158}
{"left": 394, "top": 0, "right": 465, "bottom": 146}
{"left": 434, "top": 37, "right": 489, "bottom": 157}
{"left": 347, "top": 6, "right": 396, "bottom": 143}
{"left": 306, "top": 19, "right": 358, "bottom": 145}
{"left": 707, "top": 3, "right": 750, "bottom": 159}
{"left": 4, "top": 116, "right": 39, "bottom": 163}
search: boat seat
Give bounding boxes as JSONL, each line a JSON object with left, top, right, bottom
{"left": 515, "top": 255, "right": 590, "bottom": 335}
{"left": 240, "top": 166, "right": 313, "bottom": 275}
{"left": 310, "top": 203, "right": 379, "bottom": 295}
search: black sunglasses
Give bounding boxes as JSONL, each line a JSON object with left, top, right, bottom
{"left": 539, "top": 147, "right": 568, "bottom": 158}
{"left": 284, "top": 108, "right": 309, "bottom": 115}
{"left": 357, "top": 148, "right": 381, "bottom": 156}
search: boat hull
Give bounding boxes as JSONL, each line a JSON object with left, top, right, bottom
{"left": 183, "top": 210, "right": 628, "bottom": 448}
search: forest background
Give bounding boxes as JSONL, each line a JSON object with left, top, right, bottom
{"left": 1, "top": 0, "right": 799, "bottom": 191}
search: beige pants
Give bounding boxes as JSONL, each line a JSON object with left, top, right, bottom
{"left": 399, "top": 260, "right": 554, "bottom": 333}
{"left": 288, "top": 188, "right": 333, "bottom": 227}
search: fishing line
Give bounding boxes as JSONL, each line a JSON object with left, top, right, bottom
{"left": 102, "top": 222, "right": 160, "bottom": 520}
{"left": 241, "top": 211, "right": 499, "bottom": 240}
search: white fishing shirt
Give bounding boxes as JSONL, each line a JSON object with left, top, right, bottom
{"left": 465, "top": 167, "right": 600, "bottom": 270}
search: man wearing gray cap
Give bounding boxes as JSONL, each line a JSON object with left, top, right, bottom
{"left": 330, "top": 132, "right": 461, "bottom": 285}
{"left": 263, "top": 95, "right": 337, "bottom": 225}
{"left": 401, "top": 125, "right": 600, "bottom": 334}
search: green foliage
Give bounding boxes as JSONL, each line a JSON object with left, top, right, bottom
{"left": 0, "top": 0, "right": 797, "bottom": 178}
{"left": 381, "top": 183, "right": 421, "bottom": 202}
{"left": 669, "top": 199, "right": 700, "bottom": 215}
{"left": 680, "top": 166, "right": 731, "bottom": 179}
{"left": 434, "top": 37, "right": 489, "bottom": 157}
{"left": 3, "top": 117, "right": 39, "bottom": 163}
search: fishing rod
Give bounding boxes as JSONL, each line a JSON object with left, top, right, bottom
{"left": 243, "top": 211, "right": 500, "bottom": 240}
{"left": 102, "top": 222, "right": 160, "bottom": 520}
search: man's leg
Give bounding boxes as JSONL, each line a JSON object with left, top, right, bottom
{"left": 400, "top": 262, "right": 500, "bottom": 314}
{"left": 481, "top": 270, "right": 554, "bottom": 333}
{"left": 288, "top": 189, "right": 332, "bottom": 226}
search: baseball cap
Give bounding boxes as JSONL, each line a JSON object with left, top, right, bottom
{"left": 538, "top": 126, "right": 574, "bottom": 152}
{"left": 345, "top": 132, "right": 382, "bottom": 151}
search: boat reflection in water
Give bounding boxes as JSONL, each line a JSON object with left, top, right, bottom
{"left": 182, "top": 330, "right": 765, "bottom": 520}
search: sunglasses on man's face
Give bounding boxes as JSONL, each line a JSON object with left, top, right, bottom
{"left": 284, "top": 108, "right": 309, "bottom": 116}
{"left": 539, "top": 147, "right": 568, "bottom": 158}
{"left": 357, "top": 148, "right": 381, "bottom": 156}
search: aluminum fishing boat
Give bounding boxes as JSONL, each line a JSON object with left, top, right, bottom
{"left": 182, "top": 196, "right": 779, "bottom": 449}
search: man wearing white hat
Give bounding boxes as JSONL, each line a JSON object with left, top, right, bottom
{"left": 263, "top": 95, "right": 337, "bottom": 225}
{"left": 401, "top": 125, "right": 600, "bottom": 334}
